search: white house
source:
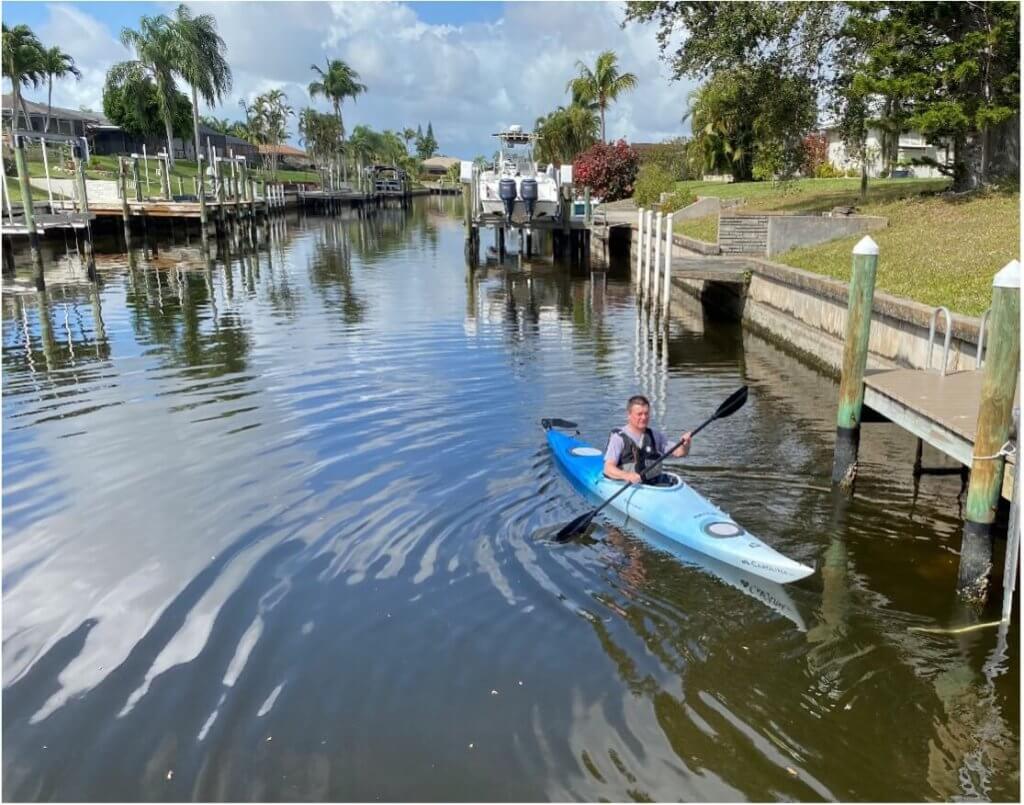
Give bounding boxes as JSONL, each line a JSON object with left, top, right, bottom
{"left": 824, "top": 126, "right": 953, "bottom": 178}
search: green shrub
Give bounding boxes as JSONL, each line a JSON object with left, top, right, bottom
{"left": 660, "top": 190, "right": 696, "bottom": 213}
{"left": 633, "top": 162, "right": 675, "bottom": 207}
{"left": 814, "top": 162, "right": 845, "bottom": 179}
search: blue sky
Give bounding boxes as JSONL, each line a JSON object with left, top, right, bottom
{"left": 2, "top": 1, "right": 696, "bottom": 156}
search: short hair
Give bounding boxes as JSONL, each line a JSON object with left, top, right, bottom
{"left": 627, "top": 395, "right": 650, "bottom": 411}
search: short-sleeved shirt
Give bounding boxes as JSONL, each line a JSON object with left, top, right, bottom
{"left": 604, "top": 426, "right": 671, "bottom": 468}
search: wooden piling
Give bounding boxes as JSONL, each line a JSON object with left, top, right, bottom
{"left": 118, "top": 158, "right": 132, "bottom": 248}
{"left": 832, "top": 236, "right": 879, "bottom": 488}
{"left": 662, "top": 212, "right": 674, "bottom": 314}
{"left": 158, "top": 153, "right": 171, "bottom": 200}
{"left": 131, "top": 156, "right": 143, "bottom": 201}
{"left": 13, "top": 134, "right": 44, "bottom": 286}
{"left": 958, "top": 260, "right": 1020, "bottom": 600}
{"left": 635, "top": 207, "right": 644, "bottom": 280}
{"left": 652, "top": 212, "right": 663, "bottom": 302}
{"left": 71, "top": 148, "right": 96, "bottom": 279}
{"left": 197, "top": 153, "right": 208, "bottom": 234}
{"left": 2, "top": 237, "right": 15, "bottom": 275}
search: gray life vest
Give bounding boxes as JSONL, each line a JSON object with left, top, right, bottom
{"left": 609, "top": 427, "right": 659, "bottom": 474}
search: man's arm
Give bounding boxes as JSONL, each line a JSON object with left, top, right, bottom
{"left": 603, "top": 434, "right": 642, "bottom": 484}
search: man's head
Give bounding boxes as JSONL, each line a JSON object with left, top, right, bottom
{"left": 626, "top": 395, "right": 651, "bottom": 430}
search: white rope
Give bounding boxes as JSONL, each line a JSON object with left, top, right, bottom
{"left": 973, "top": 441, "right": 1016, "bottom": 461}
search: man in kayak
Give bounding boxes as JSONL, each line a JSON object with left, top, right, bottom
{"left": 604, "top": 395, "right": 692, "bottom": 485}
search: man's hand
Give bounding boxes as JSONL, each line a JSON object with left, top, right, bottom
{"left": 624, "top": 471, "right": 643, "bottom": 485}
{"left": 674, "top": 432, "right": 693, "bottom": 458}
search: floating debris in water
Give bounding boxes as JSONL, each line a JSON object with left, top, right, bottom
{"left": 166, "top": 770, "right": 174, "bottom": 780}
{"left": 786, "top": 767, "right": 798, "bottom": 777}
{"left": 490, "top": 689, "right": 498, "bottom": 696}
{"left": 468, "top": 743, "right": 474, "bottom": 749}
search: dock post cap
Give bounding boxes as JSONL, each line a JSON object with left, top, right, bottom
{"left": 852, "top": 236, "right": 879, "bottom": 256}
{"left": 993, "top": 259, "right": 1020, "bottom": 289}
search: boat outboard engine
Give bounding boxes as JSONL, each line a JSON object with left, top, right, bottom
{"left": 499, "top": 178, "right": 517, "bottom": 219}
{"left": 520, "top": 178, "right": 538, "bottom": 219}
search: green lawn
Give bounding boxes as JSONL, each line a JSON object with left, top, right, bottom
{"left": 4, "top": 176, "right": 51, "bottom": 201}
{"left": 12, "top": 152, "right": 321, "bottom": 186}
{"left": 674, "top": 214, "right": 718, "bottom": 244}
{"left": 667, "top": 176, "right": 1015, "bottom": 316}
{"left": 780, "top": 190, "right": 1019, "bottom": 316}
{"left": 674, "top": 177, "right": 952, "bottom": 212}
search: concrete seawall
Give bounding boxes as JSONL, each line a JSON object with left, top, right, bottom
{"left": 603, "top": 225, "right": 984, "bottom": 378}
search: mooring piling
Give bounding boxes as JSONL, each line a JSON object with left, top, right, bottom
{"left": 652, "top": 212, "right": 663, "bottom": 303}
{"left": 158, "top": 152, "right": 171, "bottom": 200}
{"left": 832, "top": 236, "right": 880, "bottom": 488}
{"left": 958, "top": 259, "right": 1021, "bottom": 600}
{"left": 118, "top": 157, "right": 132, "bottom": 249}
{"left": 13, "top": 134, "right": 45, "bottom": 285}
{"left": 635, "top": 207, "right": 644, "bottom": 281}
{"left": 662, "top": 212, "right": 674, "bottom": 315}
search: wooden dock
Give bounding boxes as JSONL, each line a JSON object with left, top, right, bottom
{"left": 864, "top": 368, "right": 1017, "bottom": 499}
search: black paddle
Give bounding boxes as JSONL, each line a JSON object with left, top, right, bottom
{"left": 553, "top": 386, "right": 749, "bottom": 543}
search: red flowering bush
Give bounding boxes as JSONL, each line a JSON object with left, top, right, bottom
{"left": 573, "top": 140, "right": 640, "bottom": 201}
{"left": 801, "top": 132, "right": 828, "bottom": 177}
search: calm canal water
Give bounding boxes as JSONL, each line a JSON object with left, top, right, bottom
{"left": 2, "top": 197, "right": 1019, "bottom": 801}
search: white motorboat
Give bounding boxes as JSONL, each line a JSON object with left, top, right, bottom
{"left": 478, "top": 125, "right": 560, "bottom": 223}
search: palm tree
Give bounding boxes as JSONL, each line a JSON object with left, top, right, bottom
{"left": 401, "top": 127, "right": 416, "bottom": 154}
{"left": 40, "top": 46, "right": 81, "bottom": 133}
{"left": 566, "top": 50, "right": 638, "bottom": 143}
{"left": 119, "top": 14, "right": 180, "bottom": 165}
{"left": 200, "top": 115, "right": 234, "bottom": 135}
{"left": 251, "top": 89, "right": 293, "bottom": 176}
{"left": 169, "top": 4, "right": 231, "bottom": 166}
{"left": 308, "top": 58, "right": 366, "bottom": 180}
{"left": 2, "top": 24, "right": 45, "bottom": 132}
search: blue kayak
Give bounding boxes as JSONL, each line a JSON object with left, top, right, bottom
{"left": 544, "top": 425, "right": 814, "bottom": 585}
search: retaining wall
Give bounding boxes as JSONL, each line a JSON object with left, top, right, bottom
{"left": 602, "top": 224, "right": 983, "bottom": 376}
{"left": 670, "top": 257, "right": 983, "bottom": 375}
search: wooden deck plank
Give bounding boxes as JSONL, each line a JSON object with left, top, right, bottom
{"left": 864, "top": 368, "right": 1016, "bottom": 499}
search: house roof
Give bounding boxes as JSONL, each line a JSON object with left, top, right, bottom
{"left": 2, "top": 94, "right": 111, "bottom": 125}
{"left": 257, "top": 143, "right": 309, "bottom": 157}
{"left": 420, "top": 156, "right": 461, "bottom": 169}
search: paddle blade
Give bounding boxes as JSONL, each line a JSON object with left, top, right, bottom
{"left": 554, "top": 509, "right": 595, "bottom": 542}
{"left": 713, "top": 385, "right": 748, "bottom": 421}
{"left": 541, "top": 417, "right": 579, "bottom": 430}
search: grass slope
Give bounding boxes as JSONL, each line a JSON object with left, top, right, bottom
{"left": 668, "top": 177, "right": 1017, "bottom": 315}
{"left": 781, "top": 190, "right": 1018, "bottom": 316}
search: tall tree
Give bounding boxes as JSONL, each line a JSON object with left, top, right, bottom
{"left": 401, "top": 127, "right": 417, "bottom": 153}
{"left": 40, "top": 46, "right": 81, "bottom": 133}
{"left": 416, "top": 121, "right": 438, "bottom": 160}
{"left": 169, "top": 4, "right": 232, "bottom": 165}
{"left": 2, "top": 23, "right": 45, "bottom": 132}
{"left": 118, "top": 14, "right": 180, "bottom": 165}
{"left": 308, "top": 58, "right": 366, "bottom": 181}
{"left": 251, "top": 88, "right": 293, "bottom": 175}
{"left": 566, "top": 50, "right": 639, "bottom": 142}
{"left": 103, "top": 64, "right": 192, "bottom": 138}
{"left": 848, "top": 1, "right": 1019, "bottom": 190}
{"left": 535, "top": 103, "right": 600, "bottom": 165}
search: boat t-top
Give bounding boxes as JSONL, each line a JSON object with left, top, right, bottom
{"left": 478, "top": 125, "right": 560, "bottom": 224}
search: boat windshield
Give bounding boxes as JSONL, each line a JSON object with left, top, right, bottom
{"left": 500, "top": 142, "right": 534, "bottom": 175}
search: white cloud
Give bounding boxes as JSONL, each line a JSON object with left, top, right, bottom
{"left": 10, "top": 1, "right": 698, "bottom": 154}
